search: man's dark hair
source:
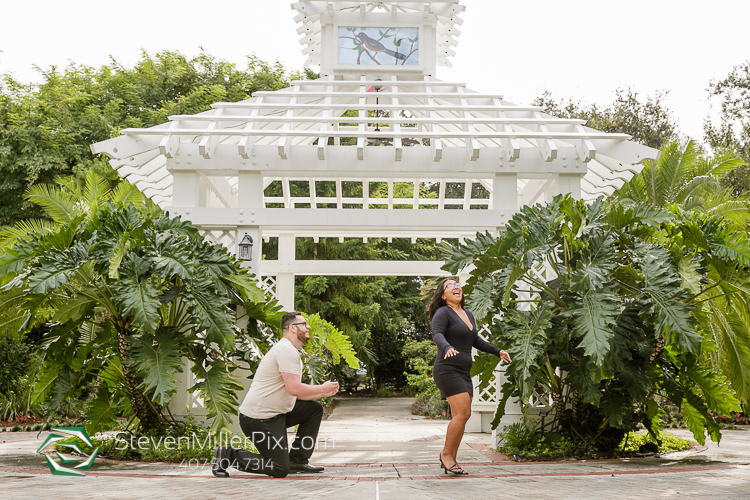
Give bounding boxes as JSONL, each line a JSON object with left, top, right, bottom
{"left": 281, "top": 311, "right": 303, "bottom": 331}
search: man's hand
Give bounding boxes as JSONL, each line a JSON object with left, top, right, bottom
{"left": 282, "top": 373, "right": 339, "bottom": 400}
{"left": 321, "top": 380, "right": 339, "bottom": 397}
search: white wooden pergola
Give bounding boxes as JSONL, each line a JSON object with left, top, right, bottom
{"left": 91, "top": 0, "right": 657, "bottom": 433}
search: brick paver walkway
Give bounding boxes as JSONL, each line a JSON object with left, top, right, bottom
{"left": 1, "top": 398, "right": 749, "bottom": 499}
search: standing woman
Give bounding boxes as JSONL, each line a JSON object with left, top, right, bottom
{"left": 429, "top": 277, "right": 511, "bottom": 475}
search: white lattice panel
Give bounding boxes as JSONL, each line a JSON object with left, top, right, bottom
{"left": 528, "top": 388, "right": 553, "bottom": 409}
{"left": 259, "top": 275, "right": 278, "bottom": 300}
{"left": 477, "top": 323, "right": 491, "bottom": 341}
{"left": 476, "top": 373, "right": 498, "bottom": 403}
{"left": 199, "top": 229, "right": 236, "bottom": 251}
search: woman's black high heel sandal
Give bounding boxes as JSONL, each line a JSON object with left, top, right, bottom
{"left": 440, "top": 453, "right": 468, "bottom": 475}
{"left": 444, "top": 463, "right": 469, "bottom": 475}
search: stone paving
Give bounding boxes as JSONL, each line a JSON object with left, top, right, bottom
{"left": 1, "top": 398, "right": 749, "bottom": 499}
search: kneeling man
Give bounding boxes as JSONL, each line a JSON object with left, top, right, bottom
{"left": 213, "top": 311, "right": 339, "bottom": 478}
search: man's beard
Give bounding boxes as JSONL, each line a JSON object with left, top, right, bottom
{"left": 297, "top": 329, "right": 309, "bottom": 344}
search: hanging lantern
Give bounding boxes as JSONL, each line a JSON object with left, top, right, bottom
{"left": 238, "top": 233, "right": 254, "bottom": 261}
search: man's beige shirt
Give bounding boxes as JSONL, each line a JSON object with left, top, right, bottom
{"left": 239, "top": 337, "right": 303, "bottom": 419}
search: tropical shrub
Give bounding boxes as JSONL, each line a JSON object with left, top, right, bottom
{"left": 0, "top": 338, "right": 36, "bottom": 393}
{"left": 299, "top": 312, "right": 360, "bottom": 384}
{"left": 497, "top": 421, "right": 598, "bottom": 460}
{"left": 0, "top": 172, "right": 357, "bottom": 435}
{"left": 443, "top": 194, "right": 745, "bottom": 449}
{"left": 618, "top": 430, "right": 694, "bottom": 453}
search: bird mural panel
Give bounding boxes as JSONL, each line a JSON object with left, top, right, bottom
{"left": 338, "top": 27, "right": 419, "bottom": 66}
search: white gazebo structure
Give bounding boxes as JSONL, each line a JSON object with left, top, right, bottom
{"left": 91, "top": 0, "right": 657, "bottom": 433}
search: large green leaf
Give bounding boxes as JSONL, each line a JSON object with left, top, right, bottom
{"left": 189, "top": 360, "right": 244, "bottom": 435}
{"left": 130, "top": 328, "right": 185, "bottom": 406}
{"left": 223, "top": 273, "right": 266, "bottom": 304}
{"left": 470, "top": 354, "right": 501, "bottom": 390}
{"left": 564, "top": 291, "right": 618, "bottom": 366}
{"left": 52, "top": 296, "right": 96, "bottom": 323}
{"left": 636, "top": 244, "right": 701, "bottom": 354}
{"left": 31, "top": 362, "right": 63, "bottom": 404}
{"left": 441, "top": 231, "right": 497, "bottom": 274}
{"left": 464, "top": 273, "right": 503, "bottom": 324}
{"left": 496, "top": 303, "right": 553, "bottom": 403}
{"left": 684, "top": 361, "right": 741, "bottom": 415}
{"left": 86, "top": 386, "right": 122, "bottom": 435}
{"left": 569, "top": 233, "right": 616, "bottom": 293}
{"left": 28, "top": 240, "right": 92, "bottom": 294}
{"left": 112, "top": 254, "right": 160, "bottom": 333}
{"left": 0, "top": 287, "right": 30, "bottom": 338}
{"left": 186, "top": 277, "right": 235, "bottom": 349}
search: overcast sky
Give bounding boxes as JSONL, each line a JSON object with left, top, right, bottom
{"left": 1, "top": 0, "right": 748, "bottom": 140}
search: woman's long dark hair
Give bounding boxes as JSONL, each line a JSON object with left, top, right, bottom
{"left": 427, "top": 277, "right": 465, "bottom": 324}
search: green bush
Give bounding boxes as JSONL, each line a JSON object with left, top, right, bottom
{"left": 618, "top": 431, "right": 694, "bottom": 453}
{"left": 497, "top": 421, "right": 598, "bottom": 460}
{"left": 0, "top": 338, "right": 35, "bottom": 395}
{"left": 497, "top": 421, "right": 695, "bottom": 460}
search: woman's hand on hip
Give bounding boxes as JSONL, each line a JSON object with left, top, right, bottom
{"left": 444, "top": 347, "right": 459, "bottom": 359}
{"left": 498, "top": 350, "right": 511, "bottom": 363}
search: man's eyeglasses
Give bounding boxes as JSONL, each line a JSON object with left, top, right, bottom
{"left": 291, "top": 322, "right": 309, "bottom": 328}
{"left": 444, "top": 283, "right": 462, "bottom": 291}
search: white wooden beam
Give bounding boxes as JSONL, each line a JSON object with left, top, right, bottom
{"left": 534, "top": 112, "right": 557, "bottom": 162}
{"left": 158, "top": 121, "right": 179, "bottom": 158}
{"left": 575, "top": 125, "right": 596, "bottom": 163}
{"left": 278, "top": 86, "right": 300, "bottom": 160}
{"left": 198, "top": 172, "right": 233, "bottom": 208}
{"left": 458, "top": 87, "right": 479, "bottom": 161}
{"left": 261, "top": 260, "right": 452, "bottom": 277}
{"left": 310, "top": 177, "right": 318, "bottom": 209}
{"left": 357, "top": 76, "right": 366, "bottom": 161}
{"left": 199, "top": 114, "right": 220, "bottom": 160}
{"left": 425, "top": 77, "right": 442, "bottom": 162}
{"left": 317, "top": 77, "right": 335, "bottom": 160}
{"left": 391, "top": 77, "right": 402, "bottom": 162}
{"left": 463, "top": 179, "right": 472, "bottom": 209}
{"left": 238, "top": 97, "right": 262, "bottom": 159}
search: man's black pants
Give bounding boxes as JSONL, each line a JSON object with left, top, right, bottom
{"left": 220, "top": 400, "right": 323, "bottom": 478}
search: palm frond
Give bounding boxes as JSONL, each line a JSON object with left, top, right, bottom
{"left": 0, "top": 219, "right": 56, "bottom": 250}
{"left": 111, "top": 181, "right": 146, "bottom": 209}
{"left": 24, "top": 183, "right": 82, "bottom": 223}
{"left": 83, "top": 169, "right": 113, "bottom": 211}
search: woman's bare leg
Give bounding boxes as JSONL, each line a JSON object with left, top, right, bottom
{"left": 442, "top": 392, "right": 472, "bottom": 467}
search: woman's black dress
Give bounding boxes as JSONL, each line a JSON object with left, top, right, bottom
{"left": 431, "top": 306, "right": 501, "bottom": 399}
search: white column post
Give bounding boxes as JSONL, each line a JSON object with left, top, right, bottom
{"left": 172, "top": 171, "right": 198, "bottom": 207}
{"left": 276, "top": 234, "right": 296, "bottom": 311}
{"left": 492, "top": 173, "right": 517, "bottom": 213}
{"left": 558, "top": 173, "right": 582, "bottom": 199}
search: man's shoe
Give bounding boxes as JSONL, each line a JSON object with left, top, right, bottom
{"left": 290, "top": 463, "right": 324, "bottom": 473}
{"left": 212, "top": 446, "right": 230, "bottom": 478}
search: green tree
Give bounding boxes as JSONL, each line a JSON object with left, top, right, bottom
{"left": 533, "top": 87, "right": 678, "bottom": 150}
{"left": 0, "top": 171, "right": 283, "bottom": 434}
{"left": 613, "top": 139, "right": 748, "bottom": 225}
{"left": 0, "top": 51, "right": 311, "bottom": 225}
{"left": 705, "top": 59, "right": 750, "bottom": 195}
{"left": 443, "top": 195, "right": 745, "bottom": 448}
